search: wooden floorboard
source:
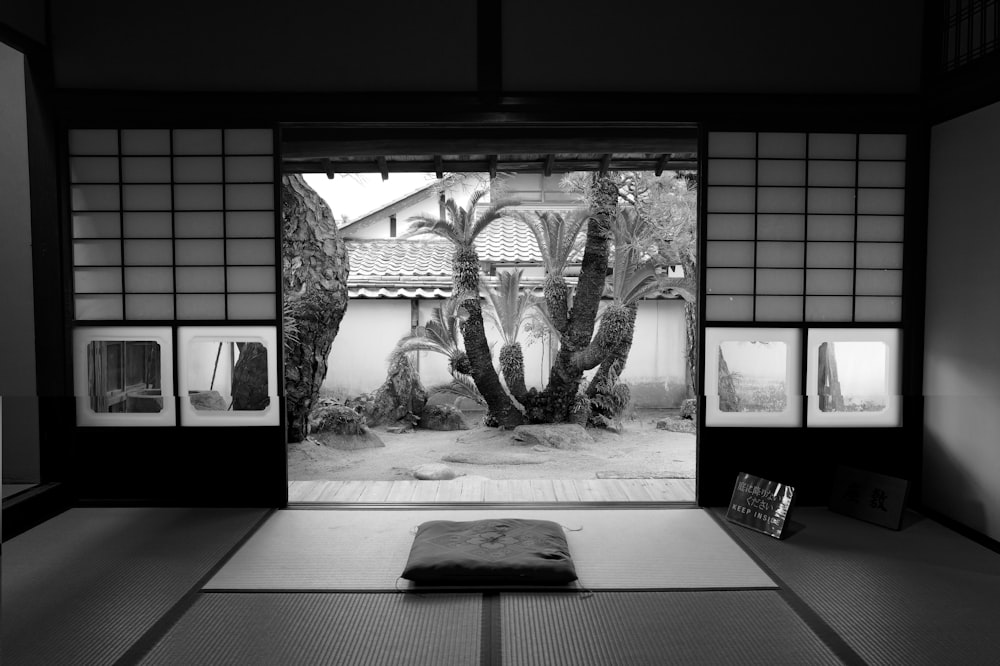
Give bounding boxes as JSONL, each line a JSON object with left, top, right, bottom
{"left": 288, "top": 478, "right": 695, "bottom": 504}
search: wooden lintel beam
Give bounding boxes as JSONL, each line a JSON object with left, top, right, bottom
{"left": 282, "top": 158, "right": 700, "bottom": 174}
{"left": 377, "top": 156, "right": 389, "bottom": 181}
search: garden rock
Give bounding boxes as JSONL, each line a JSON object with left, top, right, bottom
{"left": 365, "top": 352, "right": 428, "bottom": 427}
{"left": 189, "top": 390, "right": 227, "bottom": 411}
{"left": 308, "top": 404, "right": 385, "bottom": 450}
{"left": 419, "top": 404, "right": 469, "bottom": 431}
{"left": 442, "top": 451, "right": 545, "bottom": 465}
{"left": 680, "top": 398, "right": 697, "bottom": 420}
{"left": 412, "top": 463, "right": 458, "bottom": 480}
{"left": 511, "top": 424, "right": 593, "bottom": 450}
{"left": 656, "top": 417, "right": 696, "bottom": 434}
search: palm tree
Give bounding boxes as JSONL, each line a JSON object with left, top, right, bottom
{"left": 395, "top": 298, "right": 471, "bottom": 377}
{"left": 514, "top": 210, "right": 587, "bottom": 335}
{"left": 405, "top": 190, "right": 526, "bottom": 427}
{"left": 517, "top": 174, "right": 619, "bottom": 423}
{"left": 584, "top": 207, "right": 665, "bottom": 426}
{"left": 482, "top": 269, "right": 540, "bottom": 401}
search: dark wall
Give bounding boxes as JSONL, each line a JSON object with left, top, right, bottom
{"left": 48, "top": 1, "right": 923, "bottom": 95}
{"left": 0, "top": 0, "right": 46, "bottom": 46}
{"left": 49, "top": 1, "right": 476, "bottom": 91}
{"left": 504, "top": 0, "right": 924, "bottom": 94}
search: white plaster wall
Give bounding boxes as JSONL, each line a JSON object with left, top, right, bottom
{"left": 924, "top": 100, "right": 1000, "bottom": 541}
{"left": 0, "top": 43, "right": 40, "bottom": 483}
{"left": 323, "top": 297, "right": 686, "bottom": 409}
{"left": 620, "top": 300, "right": 689, "bottom": 405}
{"left": 322, "top": 299, "right": 412, "bottom": 398}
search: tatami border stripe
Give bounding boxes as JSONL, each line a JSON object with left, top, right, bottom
{"left": 482, "top": 592, "right": 502, "bottom": 666}
{"left": 111, "top": 508, "right": 277, "bottom": 666}
{"left": 707, "top": 509, "right": 867, "bottom": 666}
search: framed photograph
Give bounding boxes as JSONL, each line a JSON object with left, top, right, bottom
{"left": 177, "top": 325, "right": 279, "bottom": 426}
{"left": 704, "top": 327, "right": 802, "bottom": 427}
{"left": 806, "top": 328, "right": 902, "bottom": 427}
{"left": 72, "top": 326, "right": 175, "bottom": 427}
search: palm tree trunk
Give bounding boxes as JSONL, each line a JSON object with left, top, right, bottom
{"left": 499, "top": 342, "right": 528, "bottom": 401}
{"left": 586, "top": 303, "right": 637, "bottom": 424}
{"left": 533, "top": 175, "right": 617, "bottom": 422}
{"left": 460, "top": 297, "right": 525, "bottom": 427}
{"left": 685, "top": 301, "right": 697, "bottom": 399}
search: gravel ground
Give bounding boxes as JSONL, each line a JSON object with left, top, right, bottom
{"left": 287, "top": 409, "right": 696, "bottom": 481}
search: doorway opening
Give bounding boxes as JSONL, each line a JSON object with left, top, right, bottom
{"left": 280, "top": 130, "right": 699, "bottom": 504}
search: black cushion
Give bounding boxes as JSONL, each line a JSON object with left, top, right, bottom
{"left": 401, "top": 518, "right": 578, "bottom": 586}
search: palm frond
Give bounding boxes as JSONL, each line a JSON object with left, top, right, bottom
{"left": 402, "top": 214, "right": 460, "bottom": 243}
{"left": 514, "top": 210, "right": 587, "bottom": 276}
{"left": 468, "top": 197, "right": 519, "bottom": 242}
{"left": 394, "top": 299, "right": 464, "bottom": 360}
{"left": 427, "top": 375, "right": 486, "bottom": 406}
{"left": 482, "top": 270, "right": 540, "bottom": 345}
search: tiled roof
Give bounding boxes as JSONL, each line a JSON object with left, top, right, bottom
{"left": 475, "top": 217, "right": 545, "bottom": 262}
{"left": 346, "top": 239, "right": 454, "bottom": 280}
{"left": 345, "top": 235, "right": 551, "bottom": 298}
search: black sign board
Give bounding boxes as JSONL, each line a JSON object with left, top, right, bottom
{"left": 726, "top": 472, "right": 795, "bottom": 539}
{"left": 828, "top": 465, "right": 909, "bottom": 530}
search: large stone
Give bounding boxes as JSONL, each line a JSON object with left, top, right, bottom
{"left": 680, "top": 398, "right": 697, "bottom": 420}
{"left": 418, "top": 404, "right": 469, "bottom": 431}
{"left": 442, "top": 451, "right": 546, "bottom": 465}
{"left": 365, "top": 352, "right": 428, "bottom": 427}
{"left": 308, "top": 404, "right": 385, "bottom": 450}
{"left": 511, "top": 423, "right": 593, "bottom": 450}
{"left": 189, "top": 390, "right": 228, "bottom": 411}
{"left": 656, "top": 417, "right": 696, "bottom": 434}
{"left": 311, "top": 430, "right": 385, "bottom": 450}
{"left": 309, "top": 404, "right": 367, "bottom": 435}
{"left": 412, "top": 463, "right": 458, "bottom": 480}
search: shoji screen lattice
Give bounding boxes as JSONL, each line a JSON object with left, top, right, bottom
{"left": 705, "top": 132, "right": 906, "bottom": 323}
{"left": 70, "top": 129, "right": 276, "bottom": 321}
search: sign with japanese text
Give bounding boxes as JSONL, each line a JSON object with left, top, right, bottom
{"left": 725, "top": 472, "right": 795, "bottom": 539}
{"left": 828, "top": 466, "right": 909, "bottom": 530}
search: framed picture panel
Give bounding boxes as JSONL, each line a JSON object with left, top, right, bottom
{"left": 72, "top": 326, "right": 175, "bottom": 426}
{"left": 177, "top": 325, "right": 279, "bottom": 426}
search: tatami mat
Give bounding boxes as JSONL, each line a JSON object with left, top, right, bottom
{"left": 1, "top": 507, "right": 267, "bottom": 666}
{"left": 720, "top": 507, "right": 1000, "bottom": 666}
{"left": 502, "top": 591, "right": 843, "bottom": 665}
{"left": 138, "top": 593, "right": 482, "bottom": 666}
{"left": 205, "top": 508, "right": 776, "bottom": 591}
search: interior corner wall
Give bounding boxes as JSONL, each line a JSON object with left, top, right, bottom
{"left": 0, "top": 0, "right": 47, "bottom": 45}
{"left": 924, "top": 100, "right": 1000, "bottom": 542}
{"left": 0, "top": 41, "right": 40, "bottom": 483}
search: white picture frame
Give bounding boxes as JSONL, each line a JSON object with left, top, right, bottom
{"left": 704, "top": 327, "right": 802, "bottom": 427}
{"left": 177, "top": 325, "right": 279, "bottom": 426}
{"left": 806, "top": 328, "right": 902, "bottom": 427}
{"left": 72, "top": 326, "right": 175, "bottom": 427}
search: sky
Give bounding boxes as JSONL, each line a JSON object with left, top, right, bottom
{"left": 303, "top": 172, "right": 437, "bottom": 226}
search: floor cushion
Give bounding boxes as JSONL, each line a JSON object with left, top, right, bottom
{"left": 401, "top": 518, "right": 578, "bottom": 586}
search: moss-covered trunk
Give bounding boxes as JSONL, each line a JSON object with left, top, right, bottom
{"left": 530, "top": 175, "right": 617, "bottom": 422}
{"left": 281, "top": 174, "right": 350, "bottom": 442}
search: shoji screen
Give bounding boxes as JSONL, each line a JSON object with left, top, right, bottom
{"left": 69, "top": 128, "right": 277, "bottom": 321}
{"left": 705, "top": 132, "right": 905, "bottom": 324}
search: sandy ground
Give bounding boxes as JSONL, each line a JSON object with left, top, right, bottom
{"left": 287, "top": 410, "right": 696, "bottom": 481}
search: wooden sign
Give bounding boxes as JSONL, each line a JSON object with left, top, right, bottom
{"left": 726, "top": 472, "right": 795, "bottom": 539}
{"left": 828, "top": 465, "right": 909, "bottom": 530}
